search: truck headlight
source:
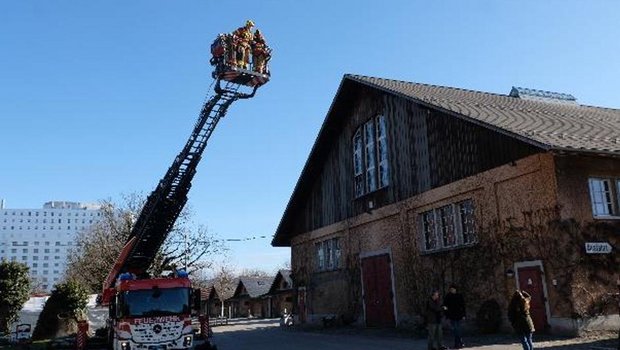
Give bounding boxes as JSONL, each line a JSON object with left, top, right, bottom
{"left": 183, "top": 336, "right": 192, "bottom": 347}
{"left": 120, "top": 341, "right": 131, "bottom": 350}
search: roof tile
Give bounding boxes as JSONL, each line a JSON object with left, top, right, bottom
{"left": 348, "top": 75, "right": 620, "bottom": 154}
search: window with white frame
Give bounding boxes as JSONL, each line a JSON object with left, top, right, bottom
{"left": 421, "top": 210, "right": 438, "bottom": 251}
{"left": 352, "top": 115, "right": 389, "bottom": 198}
{"left": 353, "top": 131, "right": 364, "bottom": 197}
{"left": 419, "top": 199, "right": 477, "bottom": 252}
{"left": 315, "top": 237, "right": 341, "bottom": 271}
{"left": 316, "top": 241, "right": 325, "bottom": 271}
{"left": 588, "top": 178, "right": 620, "bottom": 217}
{"left": 376, "top": 115, "right": 389, "bottom": 188}
{"left": 458, "top": 199, "right": 476, "bottom": 244}
{"left": 438, "top": 205, "right": 457, "bottom": 248}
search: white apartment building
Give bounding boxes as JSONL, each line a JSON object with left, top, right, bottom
{"left": 0, "top": 200, "right": 102, "bottom": 292}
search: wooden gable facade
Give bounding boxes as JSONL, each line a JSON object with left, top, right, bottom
{"left": 273, "top": 78, "right": 542, "bottom": 246}
{"left": 273, "top": 75, "right": 620, "bottom": 335}
{"left": 264, "top": 270, "right": 294, "bottom": 318}
{"left": 202, "top": 286, "right": 223, "bottom": 318}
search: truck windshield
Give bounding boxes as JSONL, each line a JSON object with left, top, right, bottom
{"left": 121, "top": 287, "right": 190, "bottom": 317}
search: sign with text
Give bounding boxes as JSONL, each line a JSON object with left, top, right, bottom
{"left": 585, "top": 242, "right": 613, "bottom": 254}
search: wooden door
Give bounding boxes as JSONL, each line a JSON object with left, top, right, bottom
{"left": 518, "top": 266, "right": 548, "bottom": 332}
{"left": 361, "top": 254, "right": 395, "bottom": 327}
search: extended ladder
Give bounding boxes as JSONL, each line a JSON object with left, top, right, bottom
{"left": 102, "top": 79, "right": 263, "bottom": 298}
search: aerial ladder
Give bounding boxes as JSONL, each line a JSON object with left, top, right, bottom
{"left": 100, "top": 21, "right": 271, "bottom": 350}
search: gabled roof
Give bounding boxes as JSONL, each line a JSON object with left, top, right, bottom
{"left": 231, "top": 276, "right": 274, "bottom": 299}
{"left": 200, "top": 285, "right": 217, "bottom": 301}
{"left": 267, "top": 269, "right": 293, "bottom": 294}
{"left": 349, "top": 75, "right": 620, "bottom": 154}
{"left": 272, "top": 74, "right": 620, "bottom": 247}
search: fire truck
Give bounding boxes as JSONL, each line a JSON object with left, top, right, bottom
{"left": 99, "top": 22, "right": 270, "bottom": 350}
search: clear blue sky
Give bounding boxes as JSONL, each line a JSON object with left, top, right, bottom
{"left": 1, "top": 1, "right": 619, "bottom": 274}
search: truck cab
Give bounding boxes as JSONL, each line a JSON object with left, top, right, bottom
{"left": 107, "top": 273, "right": 194, "bottom": 350}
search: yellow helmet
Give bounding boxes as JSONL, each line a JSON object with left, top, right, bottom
{"left": 246, "top": 20, "right": 255, "bottom": 27}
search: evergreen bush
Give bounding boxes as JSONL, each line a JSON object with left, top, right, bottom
{"left": 475, "top": 298, "right": 503, "bottom": 333}
{"left": 32, "top": 280, "right": 88, "bottom": 340}
{"left": 0, "top": 261, "right": 31, "bottom": 334}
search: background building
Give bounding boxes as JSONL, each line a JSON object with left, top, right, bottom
{"left": 0, "top": 200, "right": 101, "bottom": 292}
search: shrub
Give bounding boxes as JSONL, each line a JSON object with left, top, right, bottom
{"left": 0, "top": 261, "right": 31, "bottom": 334}
{"left": 32, "top": 281, "right": 88, "bottom": 340}
{"left": 94, "top": 327, "right": 108, "bottom": 338}
{"left": 475, "top": 299, "right": 502, "bottom": 333}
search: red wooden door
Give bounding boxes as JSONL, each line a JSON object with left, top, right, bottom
{"left": 517, "top": 266, "right": 548, "bottom": 332}
{"left": 361, "top": 254, "right": 395, "bottom": 327}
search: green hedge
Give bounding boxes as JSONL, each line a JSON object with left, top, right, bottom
{"left": 32, "top": 281, "right": 88, "bottom": 340}
{"left": 475, "top": 299, "right": 503, "bottom": 334}
{"left": 0, "top": 261, "right": 31, "bottom": 334}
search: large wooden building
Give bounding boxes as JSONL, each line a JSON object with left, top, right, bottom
{"left": 272, "top": 75, "right": 619, "bottom": 334}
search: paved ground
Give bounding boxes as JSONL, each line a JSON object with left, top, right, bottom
{"left": 211, "top": 318, "right": 618, "bottom": 350}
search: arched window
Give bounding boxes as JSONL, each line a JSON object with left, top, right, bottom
{"left": 352, "top": 115, "right": 389, "bottom": 198}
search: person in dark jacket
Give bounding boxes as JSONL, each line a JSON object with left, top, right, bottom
{"left": 444, "top": 285, "right": 466, "bottom": 348}
{"left": 426, "top": 290, "right": 446, "bottom": 350}
{"left": 508, "top": 290, "right": 535, "bottom": 350}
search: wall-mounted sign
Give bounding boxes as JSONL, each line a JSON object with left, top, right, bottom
{"left": 585, "top": 242, "right": 613, "bottom": 254}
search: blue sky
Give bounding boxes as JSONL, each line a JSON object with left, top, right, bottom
{"left": 1, "top": 1, "right": 619, "bottom": 274}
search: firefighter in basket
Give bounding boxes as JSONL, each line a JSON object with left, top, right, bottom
{"left": 252, "top": 29, "right": 271, "bottom": 74}
{"left": 231, "top": 20, "right": 255, "bottom": 69}
{"left": 210, "top": 33, "right": 228, "bottom": 67}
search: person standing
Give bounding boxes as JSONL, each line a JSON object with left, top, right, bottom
{"left": 231, "top": 20, "right": 255, "bottom": 69}
{"left": 444, "top": 285, "right": 466, "bottom": 348}
{"left": 508, "top": 290, "right": 535, "bottom": 350}
{"left": 426, "top": 290, "right": 446, "bottom": 350}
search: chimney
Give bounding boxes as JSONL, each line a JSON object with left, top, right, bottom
{"left": 0, "top": 199, "right": 4, "bottom": 209}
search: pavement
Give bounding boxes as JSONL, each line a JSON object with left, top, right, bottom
{"left": 211, "top": 318, "right": 618, "bottom": 350}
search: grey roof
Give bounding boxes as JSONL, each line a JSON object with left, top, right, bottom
{"left": 235, "top": 276, "right": 274, "bottom": 298}
{"left": 348, "top": 75, "right": 620, "bottom": 154}
{"left": 279, "top": 270, "right": 292, "bottom": 286}
{"left": 200, "top": 285, "right": 216, "bottom": 300}
{"left": 268, "top": 269, "right": 293, "bottom": 294}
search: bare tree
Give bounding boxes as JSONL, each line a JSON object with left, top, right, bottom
{"left": 160, "top": 223, "right": 226, "bottom": 275}
{"left": 65, "top": 193, "right": 226, "bottom": 293}
{"left": 204, "top": 264, "right": 238, "bottom": 317}
{"left": 279, "top": 260, "right": 291, "bottom": 270}
{"left": 212, "top": 264, "right": 238, "bottom": 299}
{"left": 64, "top": 199, "right": 129, "bottom": 292}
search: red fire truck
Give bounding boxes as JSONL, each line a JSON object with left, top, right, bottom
{"left": 100, "top": 22, "right": 270, "bottom": 350}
